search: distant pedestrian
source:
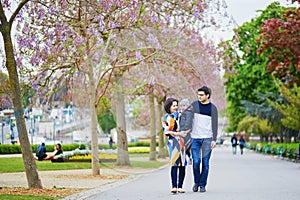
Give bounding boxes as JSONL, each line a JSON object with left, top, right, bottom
{"left": 162, "top": 97, "right": 189, "bottom": 194}
{"left": 109, "top": 137, "right": 114, "bottom": 149}
{"left": 35, "top": 142, "right": 47, "bottom": 161}
{"left": 10, "top": 121, "right": 15, "bottom": 144}
{"left": 44, "top": 143, "right": 64, "bottom": 162}
{"left": 239, "top": 136, "right": 245, "bottom": 155}
{"left": 190, "top": 86, "right": 218, "bottom": 193}
{"left": 231, "top": 134, "right": 238, "bottom": 155}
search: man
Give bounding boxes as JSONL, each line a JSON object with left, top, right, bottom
{"left": 35, "top": 142, "right": 47, "bottom": 161}
{"left": 190, "top": 86, "right": 218, "bottom": 193}
{"left": 231, "top": 133, "right": 238, "bottom": 155}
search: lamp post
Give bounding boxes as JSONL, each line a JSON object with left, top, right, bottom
{"left": 1, "top": 121, "right": 4, "bottom": 144}
{"left": 30, "top": 115, "right": 33, "bottom": 144}
{"left": 53, "top": 117, "right": 56, "bottom": 144}
{"left": 10, "top": 119, "right": 15, "bottom": 144}
{"left": 33, "top": 116, "right": 35, "bottom": 139}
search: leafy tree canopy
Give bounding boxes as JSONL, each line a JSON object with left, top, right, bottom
{"left": 220, "top": 2, "right": 296, "bottom": 132}
{"left": 271, "top": 81, "right": 300, "bottom": 131}
{"left": 257, "top": 5, "right": 300, "bottom": 86}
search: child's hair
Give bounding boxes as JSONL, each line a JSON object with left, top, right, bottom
{"left": 180, "top": 99, "right": 190, "bottom": 107}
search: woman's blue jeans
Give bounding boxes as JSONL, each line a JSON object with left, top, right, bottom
{"left": 191, "top": 138, "right": 212, "bottom": 188}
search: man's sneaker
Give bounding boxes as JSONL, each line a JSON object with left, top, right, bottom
{"left": 199, "top": 187, "right": 206, "bottom": 193}
{"left": 192, "top": 184, "right": 199, "bottom": 192}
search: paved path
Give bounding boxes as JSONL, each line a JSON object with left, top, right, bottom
{"left": 65, "top": 146, "right": 300, "bottom": 200}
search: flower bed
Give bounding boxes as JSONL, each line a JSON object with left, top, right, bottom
{"left": 60, "top": 149, "right": 117, "bottom": 162}
{"left": 65, "top": 153, "right": 117, "bottom": 162}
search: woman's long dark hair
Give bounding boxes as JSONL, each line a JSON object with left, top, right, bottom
{"left": 164, "top": 98, "right": 178, "bottom": 114}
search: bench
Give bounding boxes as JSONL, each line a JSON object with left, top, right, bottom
{"left": 256, "top": 144, "right": 262, "bottom": 152}
{"left": 291, "top": 148, "right": 300, "bottom": 162}
{"left": 276, "top": 146, "right": 283, "bottom": 157}
{"left": 263, "top": 145, "right": 269, "bottom": 154}
{"left": 245, "top": 143, "right": 251, "bottom": 149}
{"left": 286, "top": 148, "right": 292, "bottom": 159}
{"left": 269, "top": 146, "right": 275, "bottom": 155}
{"left": 280, "top": 148, "right": 287, "bottom": 158}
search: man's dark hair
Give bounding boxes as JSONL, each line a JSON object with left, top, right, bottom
{"left": 198, "top": 86, "right": 212, "bottom": 99}
{"left": 164, "top": 98, "right": 178, "bottom": 114}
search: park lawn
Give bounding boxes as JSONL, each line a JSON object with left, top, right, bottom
{"left": 0, "top": 187, "right": 85, "bottom": 200}
{"left": 0, "top": 158, "right": 92, "bottom": 173}
{"left": 0, "top": 193, "right": 64, "bottom": 200}
{"left": 0, "top": 154, "right": 168, "bottom": 199}
{"left": 0, "top": 154, "right": 167, "bottom": 173}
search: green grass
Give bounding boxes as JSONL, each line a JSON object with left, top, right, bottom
{"left": 0, "top": 154, "right": 168, "bottom": 199}
{"left": 0, "top": 154, "right": 167, "bottom": 173}
{"left": 0, "top": 194, "right": 62, "bottom": 200}
{"left": 0, "top": 158, "right": 92, "bottom": 173}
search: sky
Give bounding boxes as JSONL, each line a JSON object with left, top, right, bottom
{"left": 225, "top": 0, "right": 293, "bottom": 25}
{"left": 206, "top": 0, "right": 296, "bottom": 43}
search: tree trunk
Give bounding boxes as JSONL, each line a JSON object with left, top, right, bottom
{"left": 87, "top": 44, "right": 100, "bottom": 175}
{"left": 156, "top": 98, "right": 166, "bottom": 158}
{"left": 2, "top": 22, "right": 42, "bottom": 188}
{"left": 114, "top": 73, "right": 130, "bottom": 166}
{"left": 149, "top": 88, "right": 156, "bottom": 161}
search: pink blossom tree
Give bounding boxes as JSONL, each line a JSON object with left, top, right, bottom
{"left": 0, "top": 0, "right": 43, "bottom": 188}
{"left": 120, "top": 26, "right": 225, "bottom": 160}
{"left": 1, "top": 0, "right": 227, "bottom": 181}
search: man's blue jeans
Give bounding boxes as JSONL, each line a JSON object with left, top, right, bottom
{"left": 191, "top": 138, "right": 212, "bottom": 188}
{"left": 232, "top": 145, "right": 237, "bottom": 154}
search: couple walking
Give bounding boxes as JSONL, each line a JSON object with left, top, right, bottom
{"left": 162, "top": 86, "right": 218, "bottom": 194}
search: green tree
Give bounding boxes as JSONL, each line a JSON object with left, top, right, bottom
{"left": 272, "top": 81, "right": 300, "bottom": 131}
{"left": 220, "top": 2, "right": 294, "bottom": 132}
{"left": 237, "top": 116, "right": 273, "bottom": 141}
{"left": 97, "top": 98, "right": 116, "bottom": 135}
{"left": 257, "top": 6, "right": 300, "bottom": 86}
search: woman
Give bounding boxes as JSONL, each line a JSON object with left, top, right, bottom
{"left": 44, "top": 143, "right": 64, "bottom": 162}
{"left": 162, "top": 97, "right": 189, "bottom": 194}
{"left": 239, "top": 136, "right": 245, "bottom": 155}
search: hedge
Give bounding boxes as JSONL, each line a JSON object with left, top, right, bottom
{"left": 0, "top": 141, "right": 155, "bottom": 154}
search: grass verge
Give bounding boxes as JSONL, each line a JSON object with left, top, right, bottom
{"left": 0, "top": 153, "right": 168, "bottom": 199}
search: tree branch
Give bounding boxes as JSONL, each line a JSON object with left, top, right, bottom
{"left": 9, "top": 0, "right": 30, "bottom": 25}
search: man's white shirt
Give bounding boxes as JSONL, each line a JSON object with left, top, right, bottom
{"left": 191, "top": 113, "right": 213, "bottom": 139}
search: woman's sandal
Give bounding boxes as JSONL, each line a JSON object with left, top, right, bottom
{"left": 177, "top": 188, "right": 185, "bottom": 193}
{"left": 171, "top": 188, "right": 177, "bottom": 194}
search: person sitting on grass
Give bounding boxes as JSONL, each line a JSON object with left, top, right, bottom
{"left": 35, "top": 142, "right": 47, "bottom": 161}
{"left": 44, "top": 143, "right": 64, "bottom": 162}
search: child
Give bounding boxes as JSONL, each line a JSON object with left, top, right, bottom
{"left": 179, "top": 99, "right": 193, "bottom": 165}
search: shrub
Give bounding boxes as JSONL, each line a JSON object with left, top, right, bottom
{"left": 0, "top": 144, "right": 21, "bottom": 154}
